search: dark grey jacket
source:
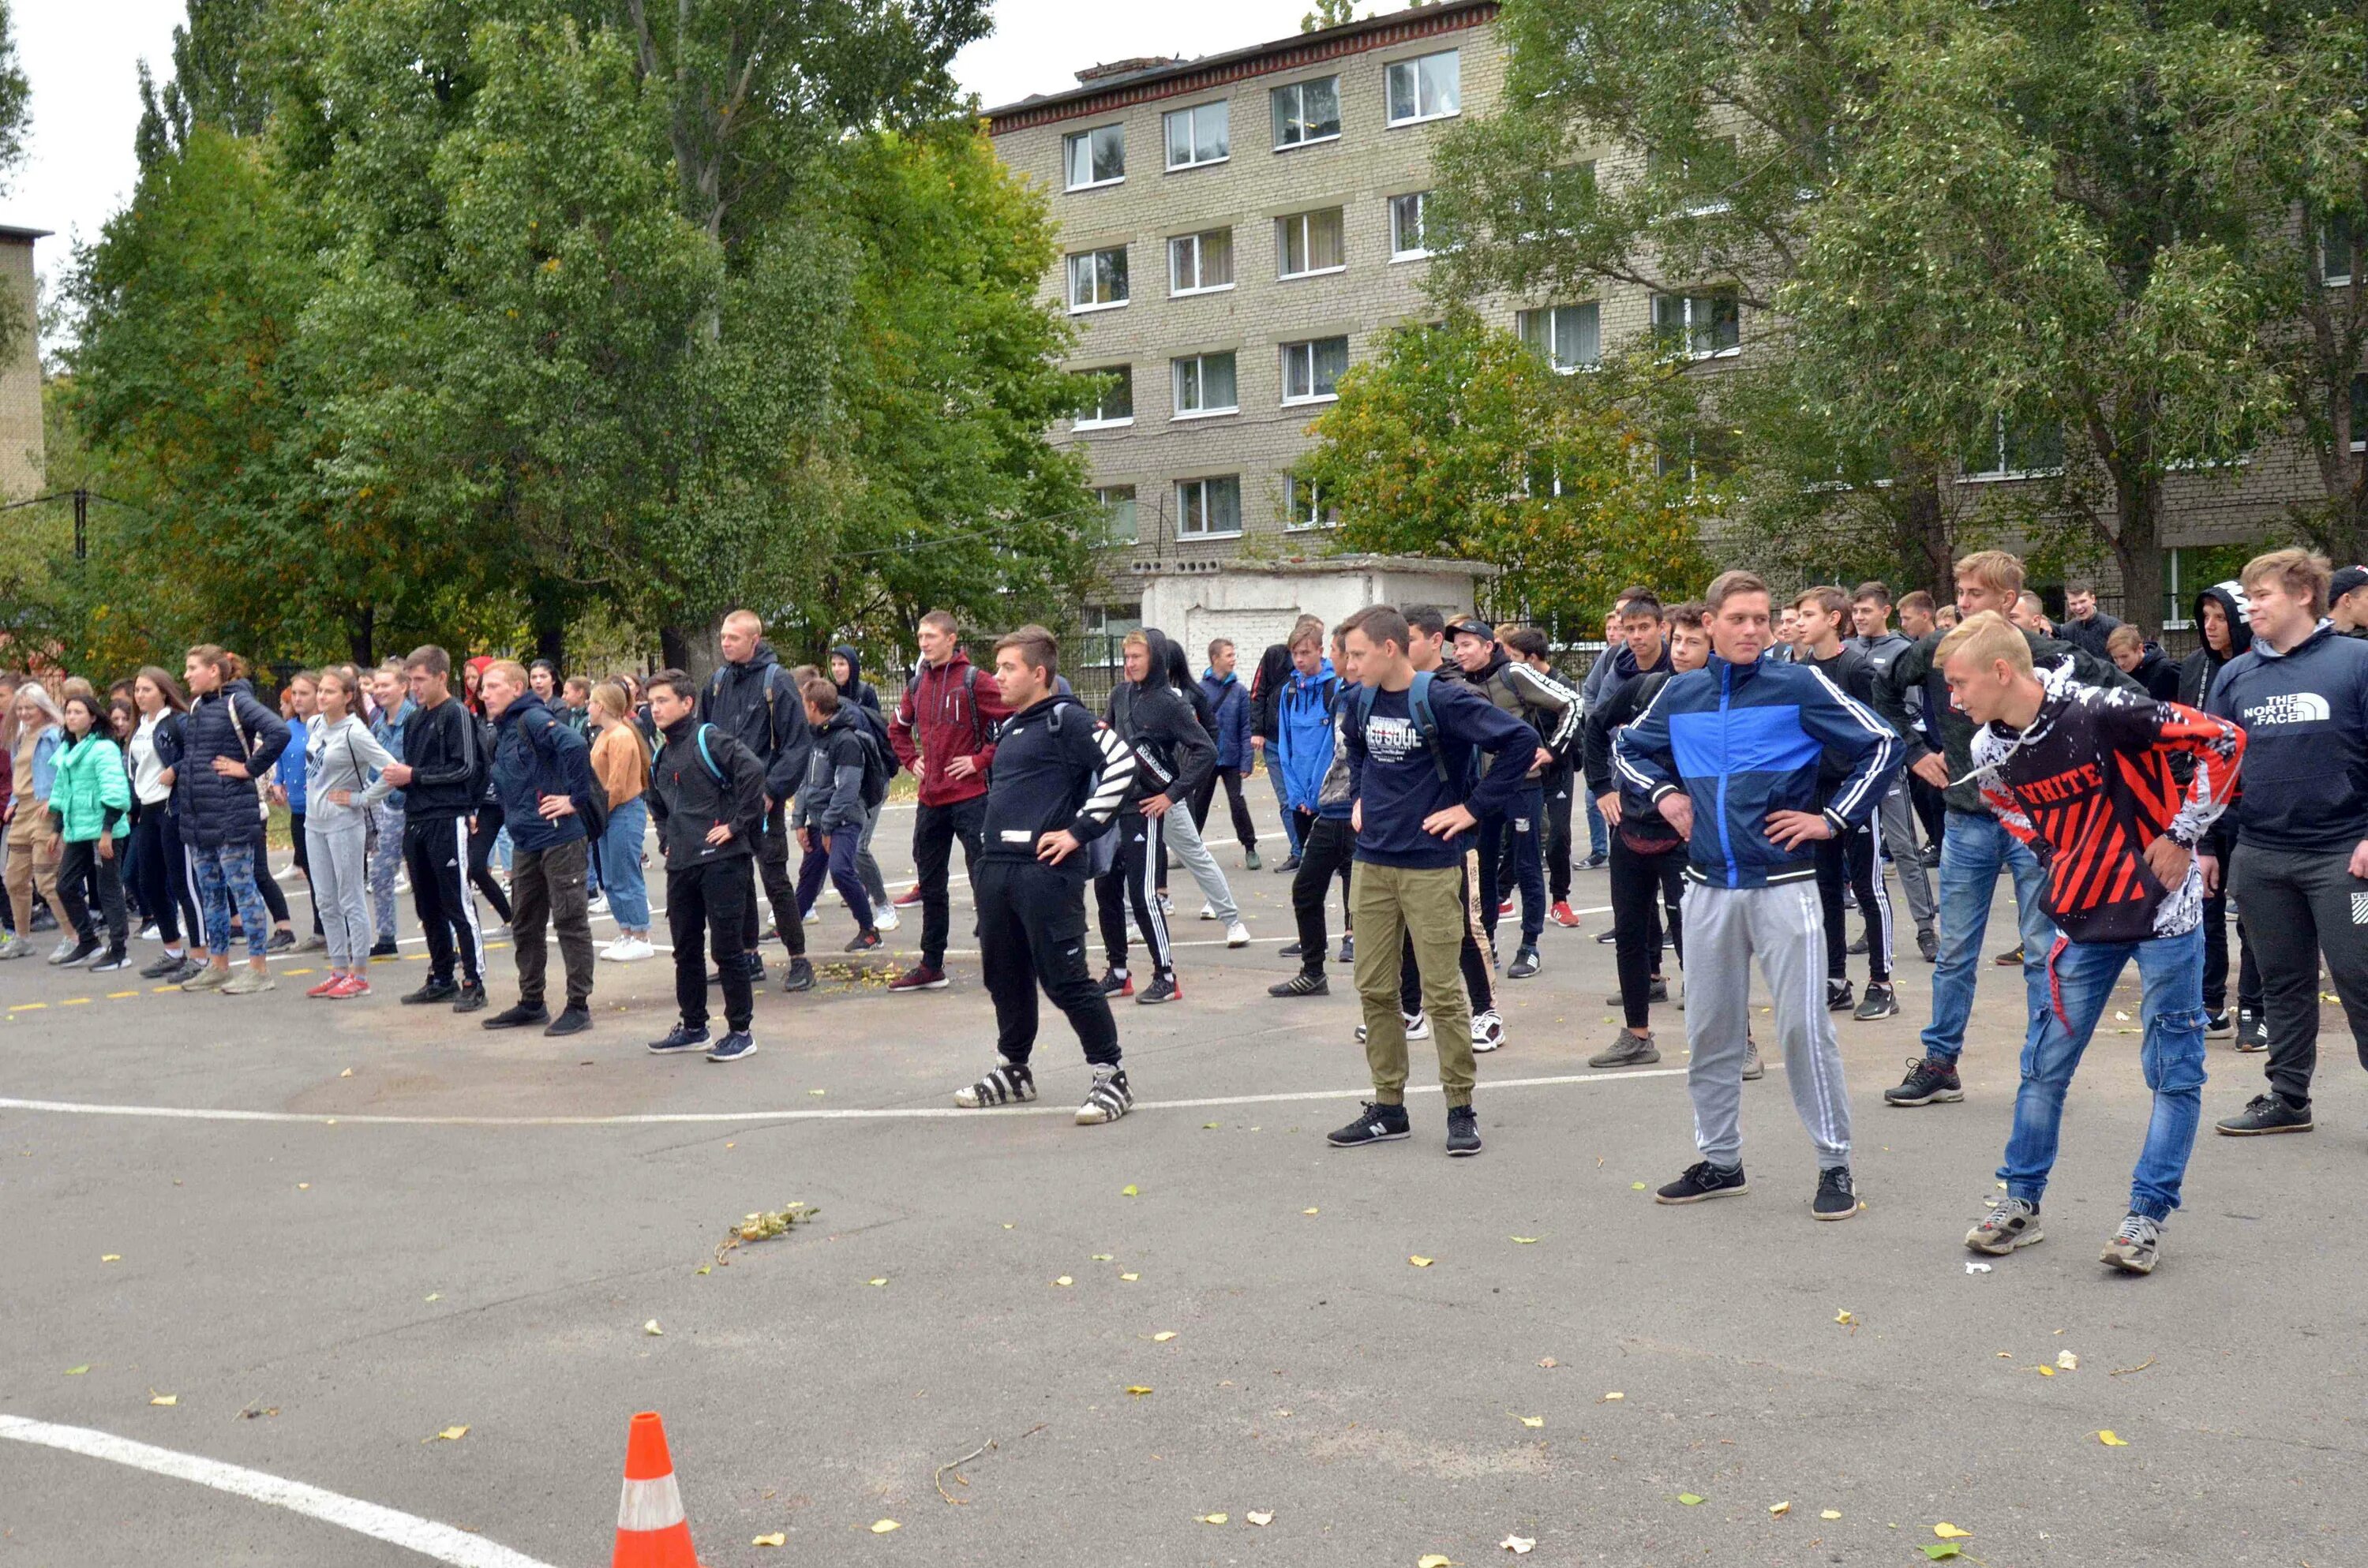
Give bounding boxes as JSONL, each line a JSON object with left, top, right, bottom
{"left": 177, "top": 680, "right": 289, "bottom": 848}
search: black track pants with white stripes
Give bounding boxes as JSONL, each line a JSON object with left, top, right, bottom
{"left": 403, "top": 815, "right": 485, "bottom": 986}
{"left": 980, "top": 857, "right": 1118, "bottom": 1068}
{"left": 1093, "top": 810, "right": 1173, "bottom": 977}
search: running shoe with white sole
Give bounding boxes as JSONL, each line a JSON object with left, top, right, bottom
{"left": 955, "top": 1060, "right": 1036, "bottom": 1108}
{"left": 1354, "top": 1012, "right": 1430, "bottom": 1043}
{"left": 1075, "top": 1067, "right": 1132, "bottom": 1125}
{"left": 1226, "top": 920, "right": 1250, "bottom": 949}
{"left": 1471, "top": 1009, "right": 1506, "bottom": 1053}
{"left": 2100, "top": 1212, "right": 2162, "bottom": 1274}
{"left": 1966, "top": 1196, "right": 2044, "bottom": 1255}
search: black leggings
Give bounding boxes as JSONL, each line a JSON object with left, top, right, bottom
{"left": 1816, "top": 820, "right": 1890, "bottom": 983}
{"left": 1289, "top": 811, "right": 1356, "bottom": 975}
{"left": 469, "top": 804, "right": 515, "bottom": 924}
{"left": 132, "top": 806, "right": 197, "bottom": 946}
{"left": 241, "top": 815, "right": 292, "bottom": 927}
{"left": 1094, "top": 812, "right": 1172, "bottom": 976}
{"left": 1609, "top": 833, "right": 1686, "bottom": 1030}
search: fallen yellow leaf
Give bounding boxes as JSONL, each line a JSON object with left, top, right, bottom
{"left": 2097, "top": 1429, "right": 2130, "bottom": 1446}
{"left": 643, "top": 1319, "right": 663, "bottom": 1336}
{"left": 1198, "top": 1513, "right": 1227, "bottom": 1525}
{"left": 2035, "top": 1365, "right": 2056, "bottom": 1377}
{"left": 1834, "top": 1309, "right": 1855, "bottom": 1326}
{"left": 339, "top": 1067, "right": 353, "bottom": 1077}
{"left": 429, "top": 1425, "right": 467, "bottom": 1442}
{"left": 298, "top": 1183, "right": 309, "bottom": 1191}
{"left": 808, "top": 1089, "right": 826, "bottom": 1097}
{"left": 149, "top": 1394, "right": 177, "bottom": 1407}
{"left": 101, "top": 1255, "right": 120, "bottom": 1263}
{"left": 63, "top": 1365, "right": 89, "bottom": 1375}
{"left": 1509, "top": 1237, "right": 1539, "bottom": 1244}
{"left": 1091, "top": 1253, "right": 1114, "bottom": 1261}
{"left": 1821, "top": 1510, "right": 1842, "bottom": 1520}
{"left": 1303, "top": 1207, "right": 1320, "bottom": 1215}
{"left": 1125, "top": 1386, "right": 1154, "bottom": 1396}
{"left": 1418, "top": 1556, "right": 1457, "bottom": 1568}
{"left": 1409, "top": 1256, "right": 1434, "bottom": 1267}
{"left": 1121, "top": 1184, "right": 1139, "bottom": 1197}
{"left": 751, "top": 1533, "right": 785, "bottom": 1547}
{"left": 1120, "top": 1273, "right": 1139, "bottom": 1282}
{"left": 1247, "top": 1510, "right": 1274, "bottom": 1526}
{"left": 1519, "top": 1415, "right": 1543, "bottom": 1428}
{"left": 1934, "top": 1524, "right": 1972, "bottom": 1540}
{"left": 868, "top": 1278, "right": 888, "bottom": 1287}
{"left": 871, "top": 1518, "right": 900, "bottom": 1533}
{"left": 1601, "top": 1391, "right": 1624, "bottom": 1401}
{"left": 1770, "top": 1501, "right": 1790, "bottom": 1515}
{"left": 1631, "top": 1181, "right": 1647, "bottom": 1190}
{"left": 1152, "top": 1331, "right": 1177, "bottom": 1342}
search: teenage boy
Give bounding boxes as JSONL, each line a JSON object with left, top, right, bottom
{"left": 700, "top": 609, "right": 814, "bottom": 994}
{"left": 1095, "top": 629, "right": 1212, "bottom": 1005}
{"left": 1505, "top": 630, "right": 1583, "bottom": 927}
{"left": 1327, "top": 605, "right": 1536, "bottom": 1158}
{"left": 379, "top": 646, "right": 489, "bottom": 1012}
{"left": 2056, "top": 585, "right": 2123, "bottom": 661}
{"left": 792, "top": 679, "right": 882, "bottom": 952}
{"left": 2332, "top": 565, "right": 2368, "bottom": 635}
{"left": 1793, "top": 586, "right": 1898, "bottom": 1020}
{"left": 1448, "top": 616, "right": 1576, "bottom": 980}
{"left": 950, "top": 626, "right": 1141, "bottom": 1124}
{"left": 2209, "top": 549, "right": 2368, "bottom": 1134}
{"left": 175, "top": 646, "right": 291, "bottom": 995}
{"left": 1271, "top": 625, "right": 1359, "bottom": 997}
{"left": 645, "top": 669, "right": 769, "bottom": 1062}
{"left": 1945, "top": 612, "right": 2242, "bottom": 1274}
{"left": 2177, "top": 582, "right": 2264, "bottom": 1046}
{"left": 478, "top": 661, "right": 598, "bottom": 1036}
{"left": 1193, "top": 638, "right": 1260, "bottom": 867}
{"left": 1616, "top": 571, "right": 1898, "bottom": 1219}
{"left": 1873, "top": 552, "right": 2138, "bottom": 1109}
{"left": 1396, "top": 605, "right": 1510, "bottom": 1051}
{"left": 888, "top": 609, "right": 1010, "bottom": 994}
{"left": 1273, "top": 620, "right": 1339, "bottom": 903}
{"left": 1850, "top": 582, "right": 1939, "bottom": 960}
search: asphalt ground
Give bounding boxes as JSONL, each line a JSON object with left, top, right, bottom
{"left": 4, "top": 799, "right": 2366, "bottom": 1567}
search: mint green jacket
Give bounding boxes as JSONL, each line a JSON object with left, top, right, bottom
{"left": 48, "top": 732, "right": 132, "bottom": 844}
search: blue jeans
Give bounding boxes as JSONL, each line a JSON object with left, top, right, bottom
{"left": 1583, "top": 791, "right": 1608, "bottom": 860}
{"left": 1923, "top": 810, "right": 2055, "bottom": 1062}
{"left": 2000, "top": 926, "right": 2207, "bottom": 1221}
{"left": 1264, "top": 749, "right": 1301, "bottom": 856}
{"left": 191, "top": 840, "right": 272, "bottom": 960}
{"left": 796, "top": 822, "right": 875, "bottom": 933}
{"left": 599, "top": 796, "right": 650, "bottom": 932}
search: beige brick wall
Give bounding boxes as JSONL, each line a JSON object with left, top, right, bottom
{"left": 0, "top": 238, "right": 40, "bottom": 500}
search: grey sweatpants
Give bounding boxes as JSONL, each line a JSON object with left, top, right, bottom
{"left": 1876, "top": 782, "right": 1936, "bottom": 932}
{"left": 306, "top": 818, "right": 371, "bottom": 969}
{"left": 1682, "top": 880, "right": 1853, "bottom": 1171}
{"left": 1160, "top": 796, "right": 1239, "bottom": 925}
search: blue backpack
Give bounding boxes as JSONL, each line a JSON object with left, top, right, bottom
{"left": 1353, "top": 670, "right": 1452, "bottom": 784}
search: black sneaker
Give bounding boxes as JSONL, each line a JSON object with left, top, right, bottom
{"left": 1268, "top": 971, "right": 1328, "bottom": 997}
{"left": 2203, "top": 1009, "right": 2234, "bottom": 1039}
{"left": 1327, "top": 1101, "right": 1411, "bottom": 1147}
{"left": 1883, "top": 1055, "right": 1963, "bottom": 1106}
{"left": 1826, "top": 979, "right": 1854, "bottom": 1012}
{"left": 402, "top": 979, "right": 459, "bottom": 1005}
{"left": 90, "top": 949, "right": 132, "bottom": 973}
{"left": 1276, "top": 855, "right": 1301, "bottom": 874}
{"left": 451, "top": 983, "right": 487, "bottom": 1014}
{"left": 2215, "top": 1092, "right": 2311, "bottom": 1135}
{"left": 954, "top": 1060, "right": 1036, "bottom": 1107}
{"left": 745, "top": 955, "right": 768, "bottom": 986}
{"left": 1583, "top": 851, "right": 1609, "bottom": 870}
{"left": 1847, "top": 934, "right": 1868, "bottom": 956}
{"left": 2235, "top": 1008, "right": 2269, "bottom": 1053}
{"left": 1917, "top": 927, "right": 1939, "bottom": 964}
{"left": 138, "top": 952, "right": 185, "bottom": 979}
{"left": 1099, "top": 968, "right": 1134, "bottom": 998}
{"left": 1655, "top": 1161, "right": 1748, "bottom": 1203}
{"left": 1812, "top": 1166, "right": 1858, "bottom": 1220}
{"left": 481, "top": 1002, "right": 549, "bottom": 1030}
{"left": 1994, "top": 943, "right": 2024, "bottom": 967}
{"left": 844, "top": 929, "right": 882, "bottom": 954}
{"left": 265, "top": 930, "right": 296, "bottom": 953}
{"left": 1278, "top": 941, "right": 1306, "bottom": 959}
{"left": 1507, "top": 946, "right": 1540, "bottom": 980}
{"left": 1137, "top": 970, "right": 1181, "bottom": 1005}
{"left": 1606, "top": 978, "right": 1668, "bottom": 1006}
{"left": 1445, "top": 1105, "right": 1482, "bottom": 1157}
{"left": 1337, "top": 934, "right": 1354, "bottom": 964}
{"left": 1075, "top": 1067, "right": 1132, "bottom": 1125}
{"left": 780, "top": 957, "right": 815, "bottom": 994}
{"left": 1594, "top": 926, "right": 1619, "bottom": 945}
{"left": 648, "top": 1023, "right": 710, "bottom": 1054}
{"left": 706, "top": 1030, "right": 756, "bottom": 1063}
{"left": 1853, "top": 981, "right": 1898, "bottom": 1021}
{"left": 369, "top": 938, "right": 400, "bottom": 959}
{"left": 544, "top": 1005, "right": 591, "bottom": 1036}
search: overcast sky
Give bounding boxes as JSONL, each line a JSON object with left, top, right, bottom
{"left": 2, "top": 0, "right": 1392, "bottom": 294}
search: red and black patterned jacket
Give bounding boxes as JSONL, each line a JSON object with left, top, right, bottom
{"left": 1969, "top": 672, "right": 2244, "bottom": 945}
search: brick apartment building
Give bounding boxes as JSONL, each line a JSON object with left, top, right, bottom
{"left": 0, "top": 225, "right": 44, "bottom": 501}
{"left": 987, "top": 2, "right": 2358, "bottom": 646}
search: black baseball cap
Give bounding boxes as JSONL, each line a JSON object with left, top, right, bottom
{"left": 2331, "top": 565, "right": 2368, "bottom": 602}
{"left": 1446, "top": 616, "right": 1497, "bottom": 643}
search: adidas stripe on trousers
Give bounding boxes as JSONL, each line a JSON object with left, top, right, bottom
{"left": 1681, "top": 881, "right": 1853, "bottom": 1171}
{"left": 403, "top": 815, "right": 485, "bottom": 986}
{"left": 1094, "top": 811, "right": 1173, "bottom": 976}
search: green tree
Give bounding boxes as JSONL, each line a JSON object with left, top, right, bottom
{"left": 1303, "top": 314, "right": 1707, "bottom": 634}
{"left": 0, "top": 0, "right": 27, "bottom": 189}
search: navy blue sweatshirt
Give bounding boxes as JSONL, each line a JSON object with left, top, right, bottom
{"left": 982, "top": 694, "right": 1137, "bottom": 881}
{"left": 2205, "top": 619, "right": 2368, "bottom": 854}
{"left": 1343, "top": 674, "right": 1535, "bottom": 869}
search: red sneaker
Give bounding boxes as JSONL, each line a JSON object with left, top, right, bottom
{"left": 333, "top": 975, "right": 372, "bottom": 999}
{"left": 888, "top": 965, "right": 949, "bottom": 992}
{"left": 1548, "top": 901, "right": 1581, "bottom": 929}
{"left": 306, "top": 975, "right": 345, "bottom": 998}
{"left": 1497, "top": 898, "right": 1515, "bottom": 917}
{"left": 893, "top": 885, "right": 925, "bottom": 907}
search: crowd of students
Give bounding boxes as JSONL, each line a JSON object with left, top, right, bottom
{"left": 8, "top": 547, "right": 2368, "bottom": 1273}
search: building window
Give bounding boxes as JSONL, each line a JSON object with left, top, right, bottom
{"left": 1272, "top": 76, "right": 1341, "bottom": 148}
{"left": 1277, "top": 208, "right": 1346, "bottom": 278}
{"left": 1176, "top": 476, "right": 1243, "bottom": 538}
{"left": 2325, "top": 213, "right": 2358, "bottom": 286}
{"left": 1080, "top": 601, "right": 1143, "bottom": 668}
{"left": 1095, "top": 485, "right": 1138, "bottom": 545}
{"left": 1073, "top": 367, "right": 1133, "bottom": 428}
{"left": 1163, "top": 101, "right": 1229, "bottom": 170}
{"left": 1280, "top": 336, "right": 1350, "bottom": 404}
{"left": 1062, "top": 125, "right": 1125, "bottom": 191}
{"left": 1647, "top": 137, "right": 1738, "bottom": 217}
{"left": 1168, "top": 229, "right": 1235, "bottom": 295}
{"left": 1171, "top": 351, "right": 1239, "bottom": 418}
{"left": 2351, "top": 372, "right": 2365, "bottom": 451}
{"left": 1650, "top": 290, "right": 1740, "bottom": 357}
{"left": 1285, "top": 474, "right": 1338, "bottom": 531}
{"left": 1066, "top": 246, "right": 1129, "bottom": 312}
{"left": 1961, "top": 413, "right": 2066, "bottom": 479}
{"left": 1517, "top": 303, "right": 1602, "bottom": 372}
{"left": 1389, "top": 192, "right": 1431, "bottom": 260}
{"left": 1385, "top": 50, "right": 1460, "bottom": 126}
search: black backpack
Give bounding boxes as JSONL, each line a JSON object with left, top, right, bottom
{"left": 846, "top": 703, "right": 899, "bottom": 810}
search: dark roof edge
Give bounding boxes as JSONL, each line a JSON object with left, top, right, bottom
{"left": 0, "top": 225, "right": 53, "bottom": 243}
{"left": 984, "top": 0, "right": 1499, "bottom": 133}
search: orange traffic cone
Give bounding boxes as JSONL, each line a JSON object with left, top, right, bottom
{"left": 613, "top": 1411, "right": 697, "bottom": 1568}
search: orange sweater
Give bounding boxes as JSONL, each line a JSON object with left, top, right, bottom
{"left": 590, "top": 724, "right": 647, "bottom": 808}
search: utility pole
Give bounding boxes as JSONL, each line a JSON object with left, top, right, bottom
{"left": 73, "top": 488, "right": 88, "bottom": 560}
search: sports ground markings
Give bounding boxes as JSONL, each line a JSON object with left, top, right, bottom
{"left": 0, "top": 1414, "right": 560, "bottom": 1568}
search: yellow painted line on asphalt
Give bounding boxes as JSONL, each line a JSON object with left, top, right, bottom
{"left": 107, "top": 991, "right": 141, "bottom": 999}
{"left": 150, "top": 985, "right": 177, "bottom": 993}
{"left": 286, "top": 969, "right": 314, "bottom": 977}
{"left": 58, "top": 998, "right": 90, "bottom": 1007}
{"left": 8, "top": 1002, "right": 46, "bottom": 1012}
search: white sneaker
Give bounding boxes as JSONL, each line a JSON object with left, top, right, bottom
{"left": 604, "top": 936, "right": 655, "bottom": 963}
{"left": 1354, "top": 1011, "right": 1431, "bottom": 1044}
{"left": 137, "top": 924, "right": 160, "bottom": 943}
{"left": 805, "top": 907, "right": 823, "bottom": 924}
{"left": 1225, "top": 920, "right": 1250, "bottom": 949}
{"left": 875, "top": 905, "right": 901, "bottom": 933}
{"left": 1199, "top": 903, "right": 1217, "bottom": 921}
{"left": 1471, "top": 1010, "right": 1506, "bottom": 1053}
{"left": 586, "top": 893, "right": 609, "bottom": 915}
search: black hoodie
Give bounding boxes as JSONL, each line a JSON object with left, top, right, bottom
{"left": 1106, "top": 628, "right": 1216, "bottom": 812}
{"left": 1249, "top": 644, "right": 1294, "bottom": 743}
{"left": 831, "top": 643, "right": 881, "bottom": 715}
{"left": 982, "top": 694, "right": 1137, "bottom": 881}
{"left": 699, "top": 640, "right": 812, "bottom": 806}
{"left": 2176, "top": 581, "right": 2254, "bottom": 709}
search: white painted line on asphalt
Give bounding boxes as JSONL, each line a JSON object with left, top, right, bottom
{"left": 0, "top": 1067, "right": 1692, "bottom": 1128}
{"left": 0, "top": 1413, "right": 560, "bottom": 1568}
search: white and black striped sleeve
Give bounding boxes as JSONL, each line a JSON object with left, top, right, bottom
{"left": 1507, "top": 663, "right": 1582, "bottom": 755}
{"left": 1070, "top": 723, "right": 1137, "bottom": 840}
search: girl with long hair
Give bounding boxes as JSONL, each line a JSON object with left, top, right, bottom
{"left": 588, "top": 681, "right": 654, "bottom": 960}
{"left": 129, "top": 667, "right": 203, "bottom": 978}
{"left": 0, "top": 681, "right": 66, "bottom": 961}
{"left": 303, "top": 664, "right": 396, "bottom": 997}
{"left": 47, "top": 690, "right": 132, "bottom": 971}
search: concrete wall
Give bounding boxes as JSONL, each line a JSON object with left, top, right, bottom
{"left": 1139, "top": 561, "right": 1492, "bottom": 660}
{"left": 0, "top": 238, "right": 40, "bottom": 500}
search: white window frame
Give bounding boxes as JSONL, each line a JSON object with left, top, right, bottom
{"left": 1280, "top": 336, "right": 1349, "bottom": 406}
{"left": 1094, "top": 485, "right": 1139, "bottom": 545}
{"left": 1958, "top": 412, "right": 2066, "bottom": 482}
{"left": 1065, "top": 246, "right": 1130, "bottom": 314}
{"left": 1388, "top": 192, "right": 1432, "bottom": 260}
{"left": 1062, "top": 124, "right": 1125, "bottom": 192}
{"left": 1167, "top": 229, "right": 1235, "bottom": 297}
{"left": 1271, "top": 76, "right": 1342, "bottom": 151}
{"left": 1384, "top": 49, "right": 1460, "bottom": 128}
{"left": 1651, "top": 290, "right": 1740, "bottom": 360}
{"left": 1516, "top": 303, "right": 1602, "bottom": 373}
{"left": 1163, "top": 100, "right": 1231, "bottom": 171}
{"left": 1171, "top": 351, "right": 1240, "bottom": 420}
{"left": 1073, "top": 366, "right": 1133, "bottom": 430}
{"left": 1175, "top": 476, "right": 1244, "bottom": 540}
{"left": 1284, "top": 474, "right": 1339, "bottom": 532}
{"left": 1276, "top": 208, "right": 1347, "bottom": 279}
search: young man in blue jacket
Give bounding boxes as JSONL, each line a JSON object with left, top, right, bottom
{"left": 2209, "top": 549, "right": 2368, "bottom": 1135}
{"left": 1328, "top": 605, "right": 1537, "bottom": 1158}
{"left": 1615, "top": 571, "right": 1900, "bottom": 1219}
{"left": 792, "top": 679, "right": 882, "bottom": 952}
{"left": 1193, "top": 638, "right": 1260, "bottom": 868}
{"left": 478, "top": 661, "right": 598, "bottom": 1036}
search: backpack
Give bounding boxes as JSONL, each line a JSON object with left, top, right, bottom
{"left": 534, "top": 710, "right": 606, "bottom": 841}
{"left": 1354, "top": 670, "right": 1452, "bottom": 784}
{"left": 846, "top": 703, "right": 899, "bottom": 810}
